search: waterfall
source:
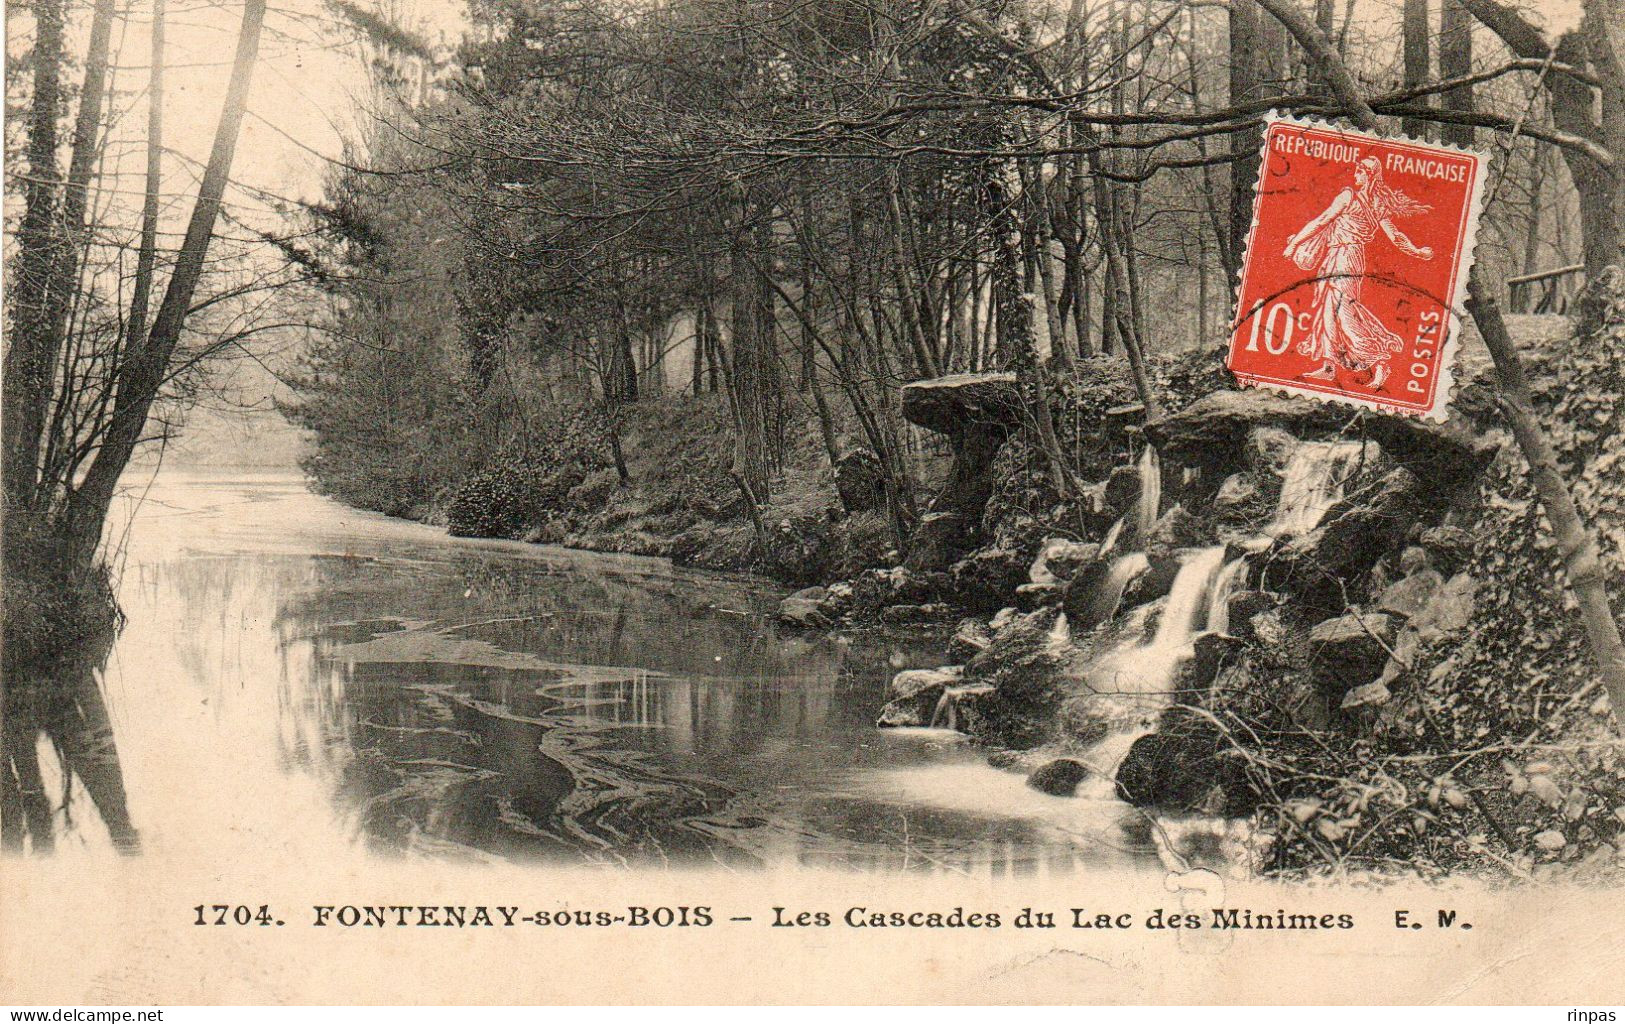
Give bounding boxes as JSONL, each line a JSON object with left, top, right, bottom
{"left": 1079, "top": 551, "right": 1149, "bottom": 630}
{"left": 1267, "top": 440, "right": 1367, "bottom": 538}
{"left": 1135, "top": 446, "right": 1162, "bottom": 545}
{"left": 928, "top": 683, "right": 996, "bottom": 730}
{"left": 1150, "top": 546, "right": 1228, "bottom": 650}
{"left": 1092, "top": 545, "right": 1228, "bottom": 697}
{"left": 1000, "top": 437, "right": 1375, "bottom": 831}
{"left": 1098, "top": 517, "right": 1125, "bottom": 558}
{"left": 1205, "top": 557, "right": 1249, "bottom": 636}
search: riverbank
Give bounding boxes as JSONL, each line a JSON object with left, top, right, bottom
{"left": 383, "top": 394, "right": 939, "bottom": 589}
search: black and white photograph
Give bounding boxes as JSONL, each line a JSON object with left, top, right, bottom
{"left": 1, "top": 0, "right": 1623, "bottom": 1006}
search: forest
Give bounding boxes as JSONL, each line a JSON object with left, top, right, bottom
{"left": 4, "top": 0, "right": 1623, "bottom": 876}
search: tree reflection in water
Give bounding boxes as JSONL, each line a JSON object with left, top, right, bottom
{"left": 1, "top": 607, "right": 139, "bottom": 855}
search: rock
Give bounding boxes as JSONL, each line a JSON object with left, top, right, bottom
{"left": 1247, "top": 426, "right": 1301, "bottom": 475}
{"left": 1143, "top": 390, "right": 1340, "bottom": 469}
{"left": 1249, "top": 608, "right": 1290, "bottom": 646}
{"left": 834, "top": 448, "right": 886, "bottom": 514}
{"left": 823, "top": 581, "right": 855, "bottom": 617}
{"left": 1212, "top": 473, "right": 1275, "bottom": 537}
{"left": 905, "top": 511, "right": 976, "bottom": 572}
{"left": 1308, "top": 610, "right": 1397, "bottom": 647}
{"left": 1062, "top": 550, "right": 1151, "bottom": 627}
{"left": 880, "top": 602, "right": 954, "bottom": 625}
{"left": 1419, "top": 525, "right": 1474, "bottom": 575}
{"left": 889, "top": 665, "right": 964, "bottom": 699}
{"left": 1104, "top": 402, "right": 1147, "bottom": 429}
{"left": 1030, "top": 538, "right": 1099, "bottom": 585}
{"left": 757, "top": 512, "right": 841, "bottom": 587}
{"left": 1014, "top": 582, "right": 1063, "bottom": 611}
{"left": 1114, "top": 717, "right": 1253, "bottom": 815}
{"left": 1398, "top": 545, "right": 1430, "bottom": 574}
{"left": 1408, "top": 572, "right": 1477, "bottom": 641}
{"left": 1364, "top": 413, "right": 1501, "bottom": 494}
{"left": 1375, "top": 627, "right": 1422, "bottom": 687}
{"left": 903, "top": 374, "right": 1025, "bottom": 556}
{"left": 1376, "top": 567, "right": 1445, "bottom": 619}
{"left": 960, "top": 608, "right": 1075, "bottom": 748}
{"left": 1265, "top": 468, "right": 1424, "bottom": 608}
{"left": 1026, "top": 758, "right": 1092, "bottom": 796}
{"left": 1282, "top": 676, "right": 1332, "bottom": 731}
{"left": 987, "top": 750, "right": 1025, "bottom": 771}
{"left": 1226, "top": 590, "right": 1277, "bottom": 637}
{"left": 1143, "top": 506, "right": 1212, "bottom": 564}
{"left": 1120, "top": 555, "right": 1183, "bottom": 609}
{"left": 1103, "top": 464, "right": 1143, "bottom": 518}
{"left": 851, "top": 566, "right": 939, "bottom": 618}
{"left": 1341, "top": 680, "right": 1392, "bottom": 709}
{"left": 1213, "top": 473, "right": 1260, "bottom": 512}
{"left": 1187, "top": 631, "right": 1246, "bottom": 691}
{"left": 875, "top": 701, "right": 928, "bottom": 728}
{"left": 949, "top": 547, "right": 1029, "bottom": 613}
{"left": 900, "top": 372, "right": 1023, "bottom": 435}
{"left": 948, "top": 618, "right": 993, "bottom": 661}
{"left": 876, "top": 666, "right": 964, "bottom": 728}
{"left": 1307, "top": 612, "right": 1397, "bottom": 693}
{"left": 778, "top": 587, "right": 833, "bottom": 628}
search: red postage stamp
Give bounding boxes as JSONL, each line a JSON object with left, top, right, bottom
{"left": 1227, "top": 113, "right": 1487, "bottom": 421}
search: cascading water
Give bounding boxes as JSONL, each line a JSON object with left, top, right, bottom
{"left": 1205, "top": 556, "right": 1250, "bottom": 636}
{"left": 1151, "top": 546, "right": 1228, "bottom": 650}
{"left": 1067, "top": 439, "right": 1372, "bottom": 803}
{"left": 928, "top": 683, "right": 996, "bottom": 730}
{"left": 1077, "top": 551, "right": 1149, "bottom": 630}
{"left": 1091, "top": 545, "right": 1229, "bottom": 698}
{"left": 1098, "top": 517, "right": 1125, "bottom": 558}
{"left": 1267, "top": 440, "right": 1368, "bottom": 537}
{"left": 1134, "top": 446, "right": 1162, "bottom": 545}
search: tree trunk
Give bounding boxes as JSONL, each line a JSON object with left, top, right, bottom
{"left": 1028, "top": 163, "right": 1070, "bottom": 370}
{"left": 125, "top": 0, "right": 166, "bottom": 359}
{"left": 1402, "top": 0, "right": 1432, "bottom": 138}
{"left": 728, "top": 229, "right": 772, "bottom": 506}
{"left": 988, "top": 164, "right": 1073, "bottom": 498}
{"left": 1456, "top": 0, "right": 1616, "bottom": 277}
{"left": 692, "top": 306, "right": 707, "bottom": 395}
{"left": 1228, "top": 0, "right": 1266, "bottom": 261}
{"left": 63, "top": 0, "right": 269, "bottom": 565}
{"left": 2, "top": 0, "right": 68, "bottom": 523}
{"left": 1438, "top": 0, "right": 1475, "bottom": 148}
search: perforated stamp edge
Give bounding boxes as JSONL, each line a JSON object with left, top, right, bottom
{"left": 1226, "top": 110, "right": 1492, "bottom": 424}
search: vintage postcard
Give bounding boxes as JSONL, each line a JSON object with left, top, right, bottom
{"left": 2, "top": 0, "right": 1622, "bottom": 1009}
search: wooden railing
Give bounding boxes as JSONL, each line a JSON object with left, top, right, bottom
{"left": 1507, "top": 263, "right": 1586, "bottom": 314}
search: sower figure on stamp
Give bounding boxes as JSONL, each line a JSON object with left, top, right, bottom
{"left": 1283, "top": 155, "right": 1433, "bottom": 391}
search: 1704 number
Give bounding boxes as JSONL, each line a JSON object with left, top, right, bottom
{"left": 193, "top": 904, "right": 279, "bottom": 926}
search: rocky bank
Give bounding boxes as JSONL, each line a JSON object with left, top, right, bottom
{"left": 781, "top": 303, "right": 1624, "bottom": 880}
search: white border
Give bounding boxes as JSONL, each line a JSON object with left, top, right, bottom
{"left": 1227, "top": 111, "right": 1491, "bottom": 424}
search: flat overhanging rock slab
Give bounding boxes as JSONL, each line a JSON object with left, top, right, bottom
{"left": 901, "top": 372, "right": 1022, "bottom": 435}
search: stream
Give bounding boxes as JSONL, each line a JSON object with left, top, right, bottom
{"left": 68, "top": 468, "right": 1158, "bottom": 873}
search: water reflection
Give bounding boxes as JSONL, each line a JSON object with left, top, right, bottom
{"left": 93, "top": 471, "right": 1156, "bottom": 874}
{"left": 1, "top": 645, "right": 139, "bottom": 855}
